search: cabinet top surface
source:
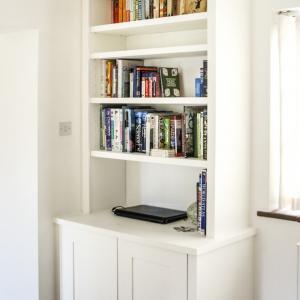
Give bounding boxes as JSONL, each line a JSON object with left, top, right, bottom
{"left": 55, "top": 210, "right": 255, "bottom": 255}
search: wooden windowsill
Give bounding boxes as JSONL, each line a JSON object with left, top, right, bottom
{"left": 257, "top": 210, "right": 300, "bottom": 222}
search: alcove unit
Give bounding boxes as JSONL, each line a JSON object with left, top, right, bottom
{"left": 56, "top": 0, "right": 255, "bottom": 299}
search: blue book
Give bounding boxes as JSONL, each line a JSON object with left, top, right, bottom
{"left": 104, "top": 108, "right": 112, "bottom": 151}
{"left": 200, "top": 169, "right": 207, "bottom": 236}
{"left": 195, "top": 78, "right": 202, "bottom": 97}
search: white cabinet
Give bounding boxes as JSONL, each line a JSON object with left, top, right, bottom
{"left": 118, "top": 240, "right": 187, "bottom": 300}
{"left": 59, "top": 227, "right": 118, "bottom": 300}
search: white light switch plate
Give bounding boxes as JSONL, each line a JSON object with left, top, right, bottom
{"left": 59, "top": 122, "right": 72, "bottom": 136}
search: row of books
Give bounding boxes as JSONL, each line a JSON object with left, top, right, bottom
{"left": 101, "top": 59, "right": 181, "bottom": 98}
{"left": 100, "top": 105, "right": 207, "bottom": 159}
{"left": 197, "top": 169, "right": 207, "bottom": 236}
{"left": 111, "top": 0, "right": 207, "bottom": 23}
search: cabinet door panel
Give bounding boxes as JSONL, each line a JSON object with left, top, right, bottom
{"left": 118, "top": 240, "right": 187, "bottom": 300}
{"left": 73, "top": 231, "right": 118, "bottom": 300}
{"left": 59, "top": 227, "right": 117, "bottom": 300}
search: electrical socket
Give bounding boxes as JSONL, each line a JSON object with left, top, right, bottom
{"left": 59, "top": 122, "right": 72, "bottom": 136}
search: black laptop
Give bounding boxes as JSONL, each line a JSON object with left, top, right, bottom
{"left": 112, "top": 205, "right": 187, "bottom": 224}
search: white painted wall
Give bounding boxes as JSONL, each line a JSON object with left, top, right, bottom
{"left": 0, "top": 30, "right": 38, "bottom": 300}
{"left": 0, "top": 1, "right": 82, "bottom": 299}
{"left": 252, "top": 0, "right": 300, "bottom": 299}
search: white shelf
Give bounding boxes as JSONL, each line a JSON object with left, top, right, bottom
{"left": 90, "top": 97, "right": 208, "bottom": 106}
{"left": 91, "top": 150, "right": 208, "bottom": 168}
{"left": 91, "top": 44, "right": 207, "bottom": 60}
{"left": 91, "top": 13, "right": 208, "bottom": 36}
{"left": 55, "top": 210, "right": 256, "bottom": 256}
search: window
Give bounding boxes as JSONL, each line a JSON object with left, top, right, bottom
{"left": 270, "top": 9, "right": 300, "bottom": 215}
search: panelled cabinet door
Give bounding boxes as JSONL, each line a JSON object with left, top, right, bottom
{"left": 118, "top": 239, "right": 188, "bottom": 300}
{"left": 59, "top": 227, "right": 118, "bottom": 300}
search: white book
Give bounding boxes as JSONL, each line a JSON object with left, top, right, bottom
{"left": 153, "top": 114, "right": 160, "bottom": 149}
{"left": 153, "top": 0, "right": 160, "bottom": 18}
{"left": 129, "top": 72, "right": 134, "bottom": 98}
{"left": 100, "top": 60, "right": 106, "bottom": 97}
{"left": 112, "top": 109, "right": 123, "bottom": 152}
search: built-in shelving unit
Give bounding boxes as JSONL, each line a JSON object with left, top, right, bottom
{"left": 55, "top": 1, "right": 255, "bottom": 299}
{"left": 79, "top": 0, "right": 253, "bottom": 241}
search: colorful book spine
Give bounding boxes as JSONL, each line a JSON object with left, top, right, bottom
{"left": 163, "top": 116, "right": 171, "bottom": 149}
{"left": 119, "top": 0, "right": 123, "bottom": 22}
{"left": 170, "top": 115, "right": 183, "bottom": 156}
{"left": 135, "top": 111, "right": 143, "bottom": 152}
{"left": 200, "top": 169, "right": 207, "bottom": 236}
{"left": 196, "top": 181, "right": 201, "bottom": 232}
{"left": 141, "top": 112, "right": 148, "bottom": 153}
{"left": 203, "top": 111, "right": 208, "bottom": 160}
{"left": 105, "top": 108, "right": 112, "bottom": 151}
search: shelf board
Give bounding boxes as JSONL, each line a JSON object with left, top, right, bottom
{"left": 90, "top": 97, "right": 208, "bottom": 106}
{"left": 55, "top": 210, "right": 256, "bottom": 256}
{"left": 91, "top": 13, "right": 208, "bottom": 36}
{"left": 91, "top": 151, "right": 208, "bottom": 168}
{"left": 91, "top": 44, "right": 207, "bottom": 60}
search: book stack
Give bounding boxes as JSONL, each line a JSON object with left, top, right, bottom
{"left": 111, "top": 0, "right": 207, "bottom": 23}
{"left": 101, "top": 59, "right": 181, "bottom": 98}
{"left": 197, "top": 169, "right": 207, "bottom": 236}
{"left": 100, "top": 105, "right": 207, "bottom": 159}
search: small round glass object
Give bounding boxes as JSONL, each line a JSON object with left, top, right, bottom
{"left": 187, "top": 202, "right": 197, "bottom": 226}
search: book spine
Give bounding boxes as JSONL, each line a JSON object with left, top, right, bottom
{"left": 123, "top": 0, "right": 127, "bottom": 21}
{"left": 203, "top": 111, "right": 208, "bottom": 160}
{"left": 112, "top": 65, "right": 118, "bottom": 98}
{"left": 111, "top": 109, "right": 115, "bottom": 150}
{"left": 130, "top": 0, "right": 135, "bottom": 20}
{"left": 159, "top": 116, "right": 165, "bottom": 149}
{"left": 129, "top": 71, "right": 134, "bottom": 98}
{"left": 119, "top": 0, "right": 123, "bottom": 22}
{"left": 145, "top": 76, "right": 150, "bottom": 97}
{"left": 105, "top": 108, "right": 112, "bottom": 151}
{"left": 200, "top": 169, "right": 207, "bottom": 236}
{"left": 148, "top": 75, "right": 153, "bottom": 98}
{"left": 195, "top": 113, "right": 201, "bottom": 158}
{"left": 149, "top": 0, "right": 154, "bottom": 18}
{"left": 100, "top": 60, "right": 107, "bottom": 97}
{"left": 153, "top": 115, "right": 160, "bottom": 149}
{"left": 155, "top": 72, "right": 161, "bottom": 97}
{"left": 203, "top": 59, "right": 208, "bottom": 97}
{"left": 141, "top": 112, "right": 148, "bottom": 153}
{"left": 199, "top": 112, "right": 204, "bottom": 160}
{"left": 113, "top": 109, "right": 122, "bottom": 152}
{"left": 123, "top": 68, "right": 130, "bottom": 97}
{"left": 137, "top": 0, "right": 142, "bottom": 20}
{"left": 136, "top": 68, "right": 141, "bottom": 97}
{"left": 145, "top": 0, "right": 150, "bottom": 18}
{"left": 141, "top": 74, "right": 146, "bottom": 98}
{"left": 163, "top": 117, "right": 171, "bottom": 149}
{"left": 159, "top": 0, "right": 165, "bottom": 17}
{"left": 171, "top": 115, "right": 183, "bottom": 156}
{"left": 135, "top": 111, "right": 143, "bottom": 152}
{"left": 126, "top": 0, "right": 131, "bottom": 21}
{"left": 179, "top": 0, "right": 185, "bottom": 14}
{"left": 184, "top": 111, "right": 195, "bottom": 157}
{"left": 153, "top": 0, "right": 160, "bottom": 18}
{"left": 197, "top": 181, "right": 201, "bottom": 232}
{"left": 141, "top": 0, "right": 146, "bottom": 19}
{"left": 170, "top": 116, "right": 176, "bottom": 150}
{"left": 106, "top": 61, "right": 113, "bottom": 97}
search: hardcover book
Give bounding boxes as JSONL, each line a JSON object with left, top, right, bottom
{"left": 159, "top": 67, "right": 180, "bottom": 97}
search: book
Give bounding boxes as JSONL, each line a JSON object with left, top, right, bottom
{"left": 170, "top": 114, "right": 183, "bottom": 156}
{"left": 153, "top": 0, "right": 160, "bottom": 17}
{"left": 159, "top": 67, "right": 180, "bottom": 97}
{"left": 186, "top": 0, "right": 207, "bottom": 13}
{"left": 203, "top": 111, "right": 208, "bottom": 160}
{"left": 150, "top": 149, "right": 176, "bottom": 157}
{"left": 178, "top": 0, "right": 185, "bottom": 14}
{"left": 159, "top": 0, "right": 167, "bottom": 17}
{"left": 106, "top": 60, "right": 115, "bottom": 97}
{"left": 200, "top": 169, "right": 207, "bottom": 236}
{"left": 167, "top": 0, "right": 177, "bottom": 16}
{"left": 100, "top": 60, "right": 107, "bottom": 97}
{"left": 104, "top": 108, "right": 112, "bottom": 151}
